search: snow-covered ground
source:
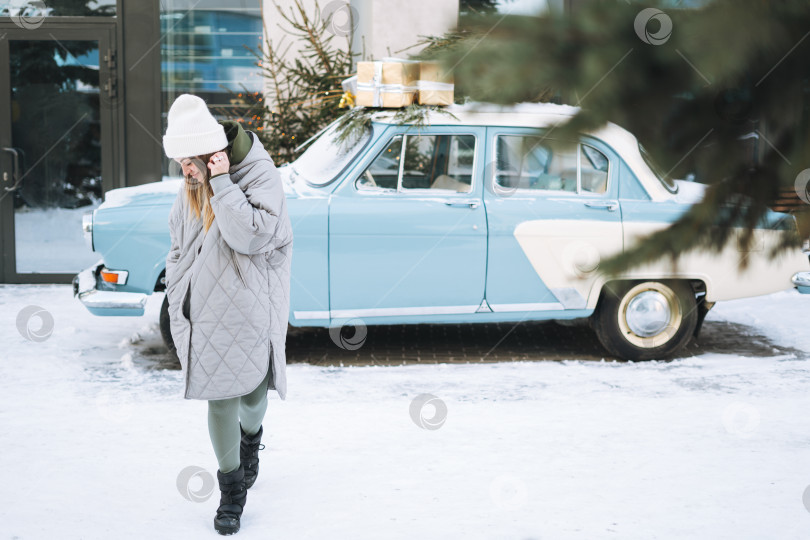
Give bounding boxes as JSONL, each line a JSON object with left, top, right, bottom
{"left": 1, "top": 285, "right": 809, "bottom": 539}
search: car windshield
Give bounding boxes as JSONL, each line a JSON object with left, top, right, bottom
{"left": 639, "top": 143, "right": 678, "bottom": 193}
{"left": 291, "top": 121, "right": 372, "bottom": 186}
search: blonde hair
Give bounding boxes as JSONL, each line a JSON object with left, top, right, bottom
{"left": 183, "top": 149, "right": 228, "bottom": 232}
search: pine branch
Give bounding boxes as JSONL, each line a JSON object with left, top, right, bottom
{"left": 431, "top": 0, "right": 810, "bottom": 271}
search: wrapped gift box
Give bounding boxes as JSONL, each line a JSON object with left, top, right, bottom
{"left": 416, "top": 61, "right": 454, "bottom": 106}
{"left": 355, "top": 59, "right": 418, "bottom": 108}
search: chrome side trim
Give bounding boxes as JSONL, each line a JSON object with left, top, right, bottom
{"left": 330, "top": 305, "right": 480, "bottom": 318}
{"left": 298, "top": 301, "right": 570, "bottom": 320}
{"left": 293, "top": 310, "right": 330, "bottom": 320}
{"left": 489, "top": 302, "right": 565, "bottom": 312}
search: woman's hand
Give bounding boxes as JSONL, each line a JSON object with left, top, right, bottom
{"left": 207, "top": 151, "right": 230, "bottom": 178}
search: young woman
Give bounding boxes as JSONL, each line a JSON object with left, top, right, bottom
{"left": 162, "top": 93, "right": 293, "bottom": 535}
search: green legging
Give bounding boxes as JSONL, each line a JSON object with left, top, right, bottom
{"left": 207, "top": 366, "right": 272, "bottom": 474}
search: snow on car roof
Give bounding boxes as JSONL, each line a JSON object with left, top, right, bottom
{"left": 371, "top": 101, "right": 581, "bottom": 128}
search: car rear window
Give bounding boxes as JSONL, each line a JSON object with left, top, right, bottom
{"left": 639, "top": 143, "right": 678, "bottom": 194}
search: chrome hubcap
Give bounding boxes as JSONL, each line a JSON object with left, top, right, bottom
{"left": 625, "top": 290, "right": 671, "bottom": 337}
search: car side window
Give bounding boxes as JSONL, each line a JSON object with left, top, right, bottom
{"left": 494, "top": 135, "right": 610, "bottom": 195}
{"left": 581, "top": 144, "right": 609, "bottom": 194}
{"left": 356, "top": 135, "right": 403, "bottom": 191}
{"left": 401, "top": 134, "right": 475, "bottom": 193}
{"left": 356, "top": 133, "right": 476, "bottom": 193}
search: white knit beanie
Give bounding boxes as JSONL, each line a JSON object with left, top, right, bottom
{"left": 162, "top": 94, "right": 228, "bottom": 159}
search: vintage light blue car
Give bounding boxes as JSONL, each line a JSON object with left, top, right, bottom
{"left": 73, "top": 103, "right": 810, "bottom": 360}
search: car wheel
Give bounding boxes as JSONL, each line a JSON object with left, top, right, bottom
{"left": 159, "top": 295, "right": 176, "bottom": 354}
{"left": 592, "top": 280, "right": 697, "bottom": 360}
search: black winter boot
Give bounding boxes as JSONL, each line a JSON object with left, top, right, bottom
{"left": 214, "top": 464, "right": 247, "bottom": 535}
{"left": 240, "top": 424, "right": 265, "bottom": 489}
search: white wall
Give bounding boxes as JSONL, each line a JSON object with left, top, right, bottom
{"left": 262, "top": 0, "right": 355, "bottom": 102}
{"left": 262, "top": 0, "right": 458, "bottom": 65}
{"left": 350, "top": 0, "right": 458, "bottom": 61}
{"left": 262, "top": 0, "right": 459, "bottom": 105}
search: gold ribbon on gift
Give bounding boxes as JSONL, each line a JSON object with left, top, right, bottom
{"left": 339, "top": 91, "right": 355, "bottom": 108}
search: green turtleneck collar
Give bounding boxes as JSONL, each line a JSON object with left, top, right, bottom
{"left": 219, "top": 120, "right": 252, "bottom": 165}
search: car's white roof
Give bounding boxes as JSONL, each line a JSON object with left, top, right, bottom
{"left": 371, "top": 101, "right": 676, "bottom": 201}
{"left": 372, "top": 101, "right": 581, "bottom": 128}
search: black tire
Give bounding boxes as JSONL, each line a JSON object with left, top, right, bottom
{"left": 159, "top": 295, "right": 176, "bottom": 354}
{"left": 592, "top": 280, "right": 698, "bottom": 361}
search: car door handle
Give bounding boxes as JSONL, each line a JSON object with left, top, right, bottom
{"left": 584, "top": 200, "right": 619, "bottom": 212}
{"left": 444, "top": 199, "right": 479, "bottom": 209}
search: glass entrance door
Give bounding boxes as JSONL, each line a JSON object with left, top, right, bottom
{"left": 0, "top": 24, "right": 116, "bottom": 282}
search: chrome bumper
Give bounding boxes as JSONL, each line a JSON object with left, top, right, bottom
{"left": 72, "top": 260, "right": 148, "bottom": 316}
{"left": 793, "top": 271, "right": 810, "bottom": 294}
{"left": 793, "top": 240, "right": 810, "bottom": 293}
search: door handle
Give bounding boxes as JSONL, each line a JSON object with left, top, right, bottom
{"left": 444, "top": 199, "right": 479, "bottom": 209}
{"left": 584, "top": 200, "right": 618, "bottom": 212}
{"left": 2, "top": 147, "right": 20, "bottom": 192}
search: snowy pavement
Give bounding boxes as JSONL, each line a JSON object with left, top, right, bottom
{"left": 1, "top": 284, "right": 810, "bottom": 539}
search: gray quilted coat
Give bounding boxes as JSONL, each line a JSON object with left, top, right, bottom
{"left": 165, "top": 130, "right": 293, "bottom": 400}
